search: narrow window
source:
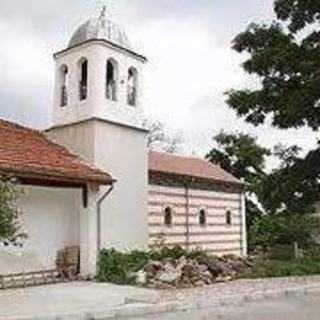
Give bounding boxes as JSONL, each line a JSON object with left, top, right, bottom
{"left": 79, "top": 59, "right": 88, "bottom": 101}
{"left": 127, "top": 67, "right": 138, "bottom": 106}
{"left": 199, "top": 209, "right": 207, "bottom": 227}
{"left": 60, "top": 65, "right": 68, "bottom": 107}
{"left": 106, "top": 59, "right": 118, "bottom": 101}
{"left": 164, "top": 207, "right": 173, "bottom": 227}
{"left": 226, "top": 210, "right": 232, "bottom": 226}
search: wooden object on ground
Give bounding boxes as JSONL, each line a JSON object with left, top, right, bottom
{"left": 56, "top": 246, "right": 80, "bottom": 280}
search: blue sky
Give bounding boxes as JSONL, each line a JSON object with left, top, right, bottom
{"left": 0, "top": 0, "right": 317, "bottom": 158}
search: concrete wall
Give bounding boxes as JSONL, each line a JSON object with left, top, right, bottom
{"left": 0, "top": 186, "right": 80, "bottom": 273}
{"left": 148, "top": 185, "right": 245, "bottom": 256}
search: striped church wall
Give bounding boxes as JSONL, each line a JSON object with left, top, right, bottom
{"left": 148, "top": 185, "right": 244, "bottom": 256}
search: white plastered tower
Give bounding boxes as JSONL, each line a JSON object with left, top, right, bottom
{"left": 47, "top": 7, "right": 149, "bottom": 253}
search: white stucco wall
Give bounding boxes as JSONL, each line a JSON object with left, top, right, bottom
{"left": 47, "top": 119, "right": 149, "bottom": 253}
{"left": 53, "top": 41, "right": 146, "bottom": 129}
{"left": 0, "top": 186, "right": 81, "bottom": 273}
{"left": 95, "top": 120, "right": 149, "bottom": 251}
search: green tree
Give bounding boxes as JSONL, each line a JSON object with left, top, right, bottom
{"left": 259, "top": 144, "right": 320, "bottom": 215}
{"left": 223, "top": 0, "right": 320, "bottom": 251}
{"left": 0, "top": 177, "right": 25, "bottom": 244}
{"left": 207, "top": 132, "right": 320, "bottom": 250}
{"left": 250, "top": 213, "right": 319, "bottom": 251}
{"left": 207, "top": 132, "right": 270, "bottom": 237}
{"left": 207, "top": 132, "right": 270, "bottom": 185}
{"left": 227, "top": 0, "right": 320, "bottom": 130}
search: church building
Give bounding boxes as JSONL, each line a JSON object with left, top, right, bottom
{"left": 0, "top": 8, "right": 246, "bottom": 278}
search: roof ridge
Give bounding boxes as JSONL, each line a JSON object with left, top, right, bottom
{"left": 149, "top": 150, "right": 223, "bottom": 169}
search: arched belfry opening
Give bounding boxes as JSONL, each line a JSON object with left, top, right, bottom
{"left": 53, "top": 6, "right": 147, "bottom": 128}
{"left": 127, "top": 67, "right": 138, "bottom": 106}
{"left": 78, "top": 58, "right": 88, "bottom": 101}
{"left": 60, "top": 65, "right": 68, "bottom": 107}
{"left": 106, "top": 59, "right": 118, "bottom": 101}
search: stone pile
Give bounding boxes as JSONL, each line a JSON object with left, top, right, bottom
{"left": 134, "top": 255, "right": 250, "bottom": 289}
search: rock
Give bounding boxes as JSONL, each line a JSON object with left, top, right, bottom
{"left": 134, "top": 253, "right": 248, "bottom": 289}
{"left": 194, "top": 280, "right": 206, "bottom": 287}
{"left": 182, "top": 264, "right": 197, "bottom": 277}
{"left": 157, "top": 269, "right": 181, "bottom": 284}
{"left": 135, "top": 270, "right": 147, "bottom": 285}
{"left": 144, "top": 261, "right": 162, "bottom": 275}
{"left": 198, "top": 264, "right": 209, "bottom": 273}
{"left": 206, "top": 260, "right": 225, "bottom": 277}
{"left": 215, "top": 275, "right": 233, "bottom": 283}
{"left": 176, "top": 257, "right": 188, "bottom": 271}
{"left": 227, "top": 259, "right": 246, "bottom": 273}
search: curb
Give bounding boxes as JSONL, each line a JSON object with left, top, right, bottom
{"left": 3, "top": 284, "right": 320, "bottom": 320}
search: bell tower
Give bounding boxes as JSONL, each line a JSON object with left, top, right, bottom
{"left": 52, "top": 6, "right": 147, "bottom": 129}
{"left": 47, "top": 7, "right": 149, "bottom": 253}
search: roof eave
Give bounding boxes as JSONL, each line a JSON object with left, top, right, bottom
{"left": 149, "top": 169, "right": 246, "bottom": 188}
{"left": 53, "top": 39, "right": 147, "bottom": 63}
{"left": 0, "top": 167, "right": 113, "bottom": 187}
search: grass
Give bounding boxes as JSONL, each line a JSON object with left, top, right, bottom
{"left": 240, "top": 258, "right": 320, "bottom": 279}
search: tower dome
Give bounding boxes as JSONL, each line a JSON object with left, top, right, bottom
{"left": 68, "top": 6, "right": 132, "bottom": 50}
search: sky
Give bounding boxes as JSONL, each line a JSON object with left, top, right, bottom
{"left": 0, "top": 0, "right": 318, "bottom": 160}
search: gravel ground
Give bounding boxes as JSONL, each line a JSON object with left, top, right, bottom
{"left": 156, "top": 276, "right": 320, "bottom": 304}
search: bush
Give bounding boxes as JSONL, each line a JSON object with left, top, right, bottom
{"left": 96, "top": 246, "right": 212, "bottom": 285}
{"left": 250, "top": 213, "right": 319, "bottom": 252}
{"left": 96, "top": 249, "right": 149, "bottom": 285}
{"left": 0, "top": 177, "right": 25, "bottom": 244}
{"left": 240, "top": 258, "right": 320, "bottom": 279}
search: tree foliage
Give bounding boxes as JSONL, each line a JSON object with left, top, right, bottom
{"left": 250, "top": 213, "right": 320, "bottom": 250}
{"left": 207, "top": 132, "right": 269, "bottom": 240}
{"left": 227, "top": 0, "right": 320, "bottom": 130}
{"left": 207, "top": 132, "right": 270, "bottom": 185}
{"left": 0, "top": 177, "right": 25, "bottom": 244}
{"left": 207, "top": 132, "right": 320, "bottom": 250}
{"left": 222, "top": 0, "right": 320, "bottom": 251}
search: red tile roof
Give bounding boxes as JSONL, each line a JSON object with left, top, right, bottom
{"left": 0, "top": 119, "right": 112, "bottom": 185}
{"left": 148, "top": 151, "right": 243, "bottom": 185}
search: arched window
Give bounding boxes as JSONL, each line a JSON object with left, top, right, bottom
{"left": 164, "top": 207, "right": 173, "bottom": 227}
{"left": 199, "top": 209, "right": 207, "bottom": 227}
{"left": 60, "top": 65, "right": 68, "bottom": 107}
{"left": 226, "top": 210, "right": 232, "bottom": 226}
{"left": 127, "top": 67, "right": 138, "bottom": 106}
{"left": 78, "top": 58, "right": 88, "bottom": 101}
{"left": 106, "top": 59, "right": 118, "bottom": 101}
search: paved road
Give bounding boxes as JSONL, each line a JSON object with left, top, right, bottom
{"left": 127, "top": 294, "right": 320, "bottom": 320}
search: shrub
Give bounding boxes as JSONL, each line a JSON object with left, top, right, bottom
{"left": 96, "top": 246, "right": 212, "bottom": 285}
{"left": 250, "top": 213, "right": 319, "bottom": 252}
{"left": 240, "top": 258, "right": 320, "bottom": 279}
{"left": 96, "top": 249, "right": 150, "bottom": 284}
{"left": 0, "top": 177, "right": 25, "bottom": 244}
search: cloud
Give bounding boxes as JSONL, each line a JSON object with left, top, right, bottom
{"left": 0, "top": 0, "right": 316, "bottom": 158}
